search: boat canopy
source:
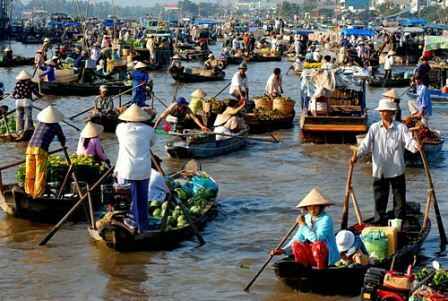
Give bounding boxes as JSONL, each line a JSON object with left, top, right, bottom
{"left": 341, "top": 28, "right": 375, "bottom": 37}
{"left": 424, "top": 35, "right": 448, "bottom": 51}
{"left": 399, "top": 18, "right": 427, "bottom": 27}
{"left": 193, "top": 19, "right": 218, "bottom": 25}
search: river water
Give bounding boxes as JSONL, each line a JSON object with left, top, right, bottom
{"left": 0, "top": 41, "right": 446, "bottom": 301}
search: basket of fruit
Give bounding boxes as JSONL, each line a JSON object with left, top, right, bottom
{"left": 254, "top": 96, "right": 273, "bottom": 111}
{"left": 273, "top": 96, "right": 295, "bottom": 115}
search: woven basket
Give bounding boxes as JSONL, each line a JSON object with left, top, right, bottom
{"left": 273, "top": 98, "right": 295, "bottom": 115}
{"left": 254, "top": 97, "right": 273, "bottom": 111}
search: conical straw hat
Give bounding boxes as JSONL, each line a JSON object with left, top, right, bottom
{"left": 81, "top": 121, "right": 104, "bottom": 138}
{"left": 134, "top": 61, "right": 147, "bottom": 69}
{"left": 191, "top": 89, "right": 207, "bottom": 98}
{"left": 296, "top": 187, "right": 333, "bottom": 208}
{"left": 16, "top": 70, "right": 31, "bottom": 81}
{"left": 37, "top": 105, "right": 64, "bottom": 123}
{"left": 118, "top": 104, "right": 151, "bottom": 122}
{"left": 382, "top": 89, "right": 398, "bottom": 100}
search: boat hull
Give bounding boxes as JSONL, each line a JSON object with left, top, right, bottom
{"left": 368, "top": 77, "right": 409, "bottom": 88}
{"left": 38, "top": 81, "right": 132, "bottom": 96}
{"left": 170, "top": 69, "right": 225, "bottom": 83}
{"left": 244, "top": 113, "right": 295, "bottom": 134}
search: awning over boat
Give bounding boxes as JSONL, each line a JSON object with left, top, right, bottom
{"left": 340, "top": 28, "right": 375, "bottom": 37}
{"left": 424, "top": 35, "right": 448, "bottom": 51}
{"left": 399, "top": 18, "right": 427, "bottom": 27}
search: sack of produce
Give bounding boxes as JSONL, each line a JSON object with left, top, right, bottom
{"left": 254, "top": 96, "right": 273, "bottom": 111}
{"left": 361, "top": 230, "right": 389, "bottom": 261}
{"left": 273, "top": 97, "right": 295, "bottom": 115}
{"left": 192, "top": 173, "right": 218, "bottom": 196}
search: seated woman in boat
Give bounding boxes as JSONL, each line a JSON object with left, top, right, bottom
{"left": 271, "top": 188, "right": 340, "bottom": 269}
{"left": 154, "top": 97, "right": 209, "bottom": 133}
{"left": 168, "top": 55, "right": 184, "bottom": 73}
{"left": 189, "top": 89, "right": 207, "bottom": 116}
{"left": 39, "top": 59, "right": 56, "bottom": 82}
{"left": 76, "top": 121, "right": 110, "bottom": 166}
{"left": 335, "top": 230, "right": 368, "bottom": 267}
{"left": 92, "top": 85, "right": 114, "bottom": 115}
{"left": 148, "top": 155, "right": 170, "bottom": 205}
{"left": 213, "top": 99, "right": 247, "bottom": 141}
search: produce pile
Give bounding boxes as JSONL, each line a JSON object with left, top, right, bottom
{"left": 16, "top": 154, "right": 107, "bottom": 184}
{"left": 411, "top": 268, "right": 448, "bottom": 300}
{"left": 204, "top": 98, "right": 235, "bottom": 114}
{"left": 304, "top": 62, "right": 322, "bottom": 69}
{"left": 402, "top": 116, "right": 442, "bottom": 144}
{"left": 148, "top": 172, "right": 218, "bottom": 230}
{"left": 252, "top": 109, "right": 291, "bottom": 120}
{"left": 0, "top": 117, "right": 16, "bottom": 135}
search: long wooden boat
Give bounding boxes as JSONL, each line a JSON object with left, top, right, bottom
{"left": 169, "top": 68, "right": 225, "bottom": 83}
{"left": 37, "top": 81, "right": 132, "bottom": 96}
{"left": 368, "top": 77, "right": 409, "bottom": 88}
{"left": 247, "top": 53, "right": 282, "bottom": 62}
{"left": 243, "top": 112, "right": 295, "bottom": 134}
{"left": 0, "top": 56, "right": 34, "bottom": 68}
{"left": 0, "top": 129, "right": 33, "bottom": 143}
{"left": 407, "top": 90, "right": 448, "bottom": 102}
{"left": 165, "top": 130, "right": 248, "bottom": 158}
{"left": 405, "top": 138, "right": 444, "bottom": 166}
{"left": 226, "top": 56, "right": 244, "bottom": 65}
{"left": 88, "top": 172, "right": 218, "bottom": 251}
{"left": 274, "top": 202, "right": 430, "bottom": 296}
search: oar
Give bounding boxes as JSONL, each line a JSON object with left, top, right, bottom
{"left": 68, "top": 83, "right": 145, "bottom": 120}
{"left": 38, "top": 165, "right": 114, "bottom": 246}
{"left": 341, "top": 152, "right": 355, "bottom": 230}
{"left": 211, "top": 81, "right": 231, "bottom": 99}
{"left": 414, "top": 133, "right": 447, "bottom": 251}
{"left": 244, "top": 221, "right": 299, "bottom": 292}
{"left": 150, "top": 152, "right": 205, "bottom": 245}
{"left": 152, "top": 94, "right": 169, "bottom": 108}
{"left": 32, "top": 105, "right": 81, "bottom": 131}
{"left": 170, "top": 131, "right": 280, "bottom": 144}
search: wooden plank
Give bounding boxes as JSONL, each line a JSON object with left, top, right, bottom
{"left": 302, "top": 124, "right": 368, "bottom": 133}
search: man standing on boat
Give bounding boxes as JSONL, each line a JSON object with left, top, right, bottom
{"left": 229, "top": 63, "right": 249, "bottom": 103}
{"left": 352, "top": 99, "right": 421, "bottom": 224}
{"left": 115, "top": 104, "right": 154, "bottom": 233}
{"left": 265, "top": 68, "right": 283, "bottom": 98}
{"left": 129, "top": 62, "right": 152, "bottom": 107}
{"left": 415, "top": 55, "right": 431, "bottom": 87}
{"left": 409, "top": 75, "right": 432, "bottom": 127}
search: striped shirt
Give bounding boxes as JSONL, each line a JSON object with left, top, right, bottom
{"left": 29, "top": 123, "right": 66, "bottom": 151}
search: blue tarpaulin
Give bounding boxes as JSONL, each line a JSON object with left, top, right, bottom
{"left": 341, "top": 28, "right": 375, "bottom": 37}
{"left": 295, "top": 29, "right": 314, "bottom": 35}
{"left": 193, "top": 19, "right": 217, "bottom": 25}
{"left": 103, "top": 19, "right": 114, "bottom": 27}
{"left": 399, "top": 18, "right": 427, "bottom": 27}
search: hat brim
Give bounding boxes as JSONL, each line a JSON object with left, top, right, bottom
{"left": 374, "top": 107, "right": 397, "bottom": 111}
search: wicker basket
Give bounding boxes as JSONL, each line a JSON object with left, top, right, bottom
{"left": 254, "top": 97, "right": 273, "bottom": 111}
{"left": 273, "top": 98, "right": 295, "bottom": 115}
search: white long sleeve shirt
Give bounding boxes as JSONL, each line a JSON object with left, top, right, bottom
{"left": 115, "top": 122, "right": 155, "bottom": 180}
{"left": 264, "top": 74, "right": 282, "bottom": 96}
{"left": 229, "top": 72, "right": 248, "bottom": 96}
{"left": 357, "top": 121, "right": 418, "bottom": 179}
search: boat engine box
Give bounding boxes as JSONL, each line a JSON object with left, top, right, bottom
{"left": 383, "top": 271, "right": 413, "bottom": 291}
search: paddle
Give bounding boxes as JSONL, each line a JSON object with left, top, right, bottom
{"left": 32, "top": 105, "right": 81, "bottom": 132}
{"left": 211, "top": 81, "right": 231, "bottom": 99}
{"left": 341, "top": 154, "right": 355, "bottom": 230}
{"left": 68, "top": 82, "right": 146, "bottom": 120}
{"left": 244, "top": 221, "right": 299, "bottom": 292}
{"left": 38, "top": 165, "right": 114, "bottom": 246}
{"left": 150, "top": 153, "right": 205, "bottom": 245}
{"left": 413, "top": 132, "right": 447, "bottom": 251}
{"left": 170, "top": 131, "right": 280, "bottom": 144}
{"left": 152, "top": 95, "right": 169, "bottom": 108}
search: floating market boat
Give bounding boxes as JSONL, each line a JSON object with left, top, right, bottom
{"left": 89, "top": 108, "right": 156, "bottom": 133}
{"left": 165, "top": 130, "right": 248, "bottom": 158}
{"left": 405, "top": 138, "right": 444, "bottom": 166}
{"left": 367, "top": 76, "right": 410, "bottom": 88}
{"left": 226, "top": 55, "right": 244, "bottom": 65}
{"left": 0, "top": 130, "right": 33, "bottom": 143}
{"left": 88, "top": 170, "right": 218, "bottom": 251}
{"left": 274, "top": 202, "right": 430, "bottom": 296}
{"left": 243, "top": 113, "right": 295, "bottom": 134}
{"left": 0, "top": 56, "right": 34, "bottom": 68}
{"left": 247, "top": 53, "right": 282, "bottom": 62}
{"left": 169, "top": 67, "right": 225, "bottom": 83}
{"left": 300, "top": 68, "right": 368, "bottom": 143}
{"left": 37, "top": 81, "right": 132, "bottom": 96}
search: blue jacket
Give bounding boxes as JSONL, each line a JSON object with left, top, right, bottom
{"left": 283, "top": 212, "right": 340, "bottom": 265}
{"left": 130, "top": 70, "right": 149, "bottom": 106}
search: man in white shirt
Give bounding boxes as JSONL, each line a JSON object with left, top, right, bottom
{"left": 384, "top": 50, "right": 394, "bottom": 79}
{"left": 229, "top": 63, "right": 249, "bottom": 101}
{"left": 115, "top": 104, "right": 155, "bottom": 233}
{"left": 232, "top": 36, "right": 240, "bottom": 51}
{"left": 265, "top": 68, "right": 283, "bottom": 97}
{"left": 352, "top": 98, "right": 420, "bottom": 224}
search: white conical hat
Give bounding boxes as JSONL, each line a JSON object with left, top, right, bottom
{"left": 375, "top": 98, "right": 397, "bottom": 111}
{"left": 16, "top": 70, "right": 31, "bottom": 81}
{"left": 191, "top": 89, "right": 207, "bottom": 98}
{"left": 382, "top": 89, "right": 398, "bottom": 99}
{"left": 81, "top": 121, "right": 104, "bottom": 138}
{"left": 134, "top": 61, "right": 147, "bottom": 69}
{"left": 37, "top": 105, "right": 64, "bottom": 123}
{"left": 118, "top": 104, "right": 151, "bottom": 122}
{"left": 296, "top": 187, "right": 333, "bottom": 208}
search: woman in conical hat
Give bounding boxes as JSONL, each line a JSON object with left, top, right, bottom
{"left": 271, "top": 187, "right": 340, "bottom": 268}
{"left": 76, "top": 121, "right": 110, "bottom": 165}
{"left": 189, "top": 89, "right": 207, "bottom": 115}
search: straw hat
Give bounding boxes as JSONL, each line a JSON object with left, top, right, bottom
{"left": 382, "top": 89, "right": 398, "bottom": 100}
{"left": 336, "top": 230, "right": 355, "bottom": 253}
{"left": 99, "top": 85, "right": 108, "bottom": 92}
{"left": 134, "top": 61, "right": 147, "bottom": 69}
{"left": 81, "top": 121, "right": 104, "bottom": 138}
{"left": 191, "top": 89, "right": 207, "bottom": 98}
{"left": 118, "top": 104, "right": 151, "bottom": 122}
{"left": 296, "top": 187, "right": 333, "bottom": 208}
{"left": 43, "top": 37, "right": 50, "bottom": 43}
{"left": 37, "top": 105, "right": 64, "bottom": 123}
{"left": 16, "top": 70, "right": 31, "bottom": 81}
{"left": 375, "top": 98, "right": 397, "bottom": 111}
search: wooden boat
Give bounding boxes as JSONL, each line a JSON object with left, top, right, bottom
{"left": 407, "top": 89, "right": 448, "bottom": 102}
{"left": 165, "top": 130, "right": 248, "bottom": 158}
{"left": 368, "top": 77, "right": 410, "bottom": 88}
{"left": 0, "top": 56, "right": 34, "bottom": 68}
{"left": 247, "top": 53, "right": 282, "bottom": 62}
{"left": 274, "top": 202, "right": 430, "bottom": 296}
{"left": 90, "top": 108, "right": 156, "bottom": 133}
{"left": 405, "top": 138, "right": 444, "bottom": 166}
{"left": 0, "top": 129, "right": 33, "bottom": 143}
{"left": 37, "top": 81, "right": 132, "bottom": 96}
{"left": 226, "top": 56, "right": 244, "bottom": 65}
{"left": 88, "top": 172, "right": 218, "bottom": 251}
{"left": 243, "top": 112, "right": 295, "bottom": 134}
{"left": 169, "top": 67, "right": 225, "bottom": 83}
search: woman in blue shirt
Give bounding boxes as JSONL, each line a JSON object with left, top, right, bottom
{"left": 129, "top": 61, "right": 151, "bottom": 107}
{"left": 271, "top": 187, "right": 340, "bottom": 268}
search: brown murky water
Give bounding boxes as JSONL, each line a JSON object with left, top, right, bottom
{"left": 0, "top": 41, "right": 446, "bottom": 301}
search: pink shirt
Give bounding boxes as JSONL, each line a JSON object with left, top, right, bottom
{"left": 76, "top": 137, "right": 108, "bottom": 161}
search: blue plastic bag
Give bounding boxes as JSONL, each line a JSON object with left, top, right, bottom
{"left": 192, "top": 176, "right": 218, "bottom": 194}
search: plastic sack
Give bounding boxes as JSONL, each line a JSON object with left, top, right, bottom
{"left": 361, "top": 230, "right": 389, "bottom": 261}
{"left": 192, "top": 175, "right": 218, "bottom": 195}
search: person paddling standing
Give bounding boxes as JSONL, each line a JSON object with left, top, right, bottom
{"left": 229, "top": 63, "right": 249, "bottom": 102}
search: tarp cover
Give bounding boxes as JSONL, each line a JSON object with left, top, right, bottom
{"left": 424, "top": 35, "right": 448, "bottom": 51}
{"left": 341, "top": 28, "right": 375, "bottom": 37}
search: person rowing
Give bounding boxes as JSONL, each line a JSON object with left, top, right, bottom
{"left": 213, "top": 99, "right": 247, "bottom": 140}
{"left": 271, "top": 187, "right": 340, "bottom": 269}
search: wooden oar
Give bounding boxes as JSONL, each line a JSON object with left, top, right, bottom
{"left": 32, "top": 105, "right": 81, "bottom": 131}
{"left": 68, "top": 82, "right": 145, "bottom": 120}
{"left": 244, "top": 221, "right": 299, "bottom": 292}
{"left": 211, "top": 81, "right": 231, "bottom": 99}
{"left": 414, "top": 134, "right": 447, "bottom": 251}
{"left": 38, "top": 165, "right": 114, "bottom": 246}
{"left": 152, "top": 95, "right": 169, "bottom": 108}
{"left": 170, "top": 131, "right": 280, "bottom": 144}
{"left": 341, "top": 153, "right": 356, "bottom": 230}
{"left": 150, "top": 152, "right": 205, "bottom": 245}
